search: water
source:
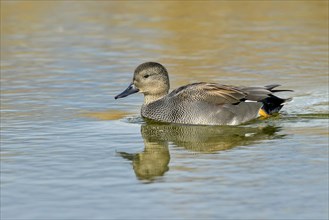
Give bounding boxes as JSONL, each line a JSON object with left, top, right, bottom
{"left": 1, "top": 1, "right": 328, "bottom": 219}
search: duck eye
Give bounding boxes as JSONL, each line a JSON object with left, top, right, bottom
{"left": 143, "top": 74, "right": 150, "bottom": 78}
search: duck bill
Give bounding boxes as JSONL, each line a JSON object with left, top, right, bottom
{"left": 115, "top": 83, "right": 139, "bottom": 99}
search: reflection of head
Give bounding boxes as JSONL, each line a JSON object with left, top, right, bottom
{"left": 132, "top": 145, "right": 170, "bottom": 181}
{"left": 118, "top": 131, "right": 170, "bottom": 182}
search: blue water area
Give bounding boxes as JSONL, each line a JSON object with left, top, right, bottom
{"left": 1, "top": 1, "right": 328, "bottom": 219}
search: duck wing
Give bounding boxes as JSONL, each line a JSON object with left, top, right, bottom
{"left": 168, "top": 82, "right": 248, "bottom": 105}
{"left": 168, "top": 83, "right": 292, "bottom": 105}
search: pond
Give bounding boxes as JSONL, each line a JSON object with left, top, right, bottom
{"left": 1, "top": 1, "right": 328, "bottom": 219}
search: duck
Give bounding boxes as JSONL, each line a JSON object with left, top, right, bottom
{"left": 115, "top": 62, "right": 292, "bottom": 125}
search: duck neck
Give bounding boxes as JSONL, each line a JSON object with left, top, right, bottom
{"left": 143, "top": 93, "right": 166, "bottom": 105}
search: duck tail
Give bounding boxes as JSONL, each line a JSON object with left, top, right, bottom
{"left": 259, "top": 85, "right": 293, "bottom": 117}
{"left": 259, "top": 95, "right": 291, "bottom": 116}
{"left": 264, "top": 84, "right": 294, "bottom": 93}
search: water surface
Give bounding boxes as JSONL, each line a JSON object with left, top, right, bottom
{"left": 1, "top": 1, "right": 328, "bottom": 219}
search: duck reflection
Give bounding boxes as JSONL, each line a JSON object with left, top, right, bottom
{"left": 118, "top": 122, "right": 282, "bottom": 181}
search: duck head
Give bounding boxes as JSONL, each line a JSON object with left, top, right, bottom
{"left": 115, "top": 62, "right": 170, "bottom": 103}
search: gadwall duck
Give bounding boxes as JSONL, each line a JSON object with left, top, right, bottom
{"left": 115, "top": 62, "right": 292, "bottom": 125}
